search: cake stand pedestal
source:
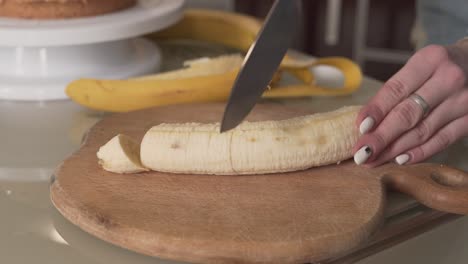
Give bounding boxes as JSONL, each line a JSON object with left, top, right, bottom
{"left": 0, "top": 0, "right": 184, "bottom": 101}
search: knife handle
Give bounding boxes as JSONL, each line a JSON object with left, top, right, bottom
{"left": 264, "top": 57, "right": 363, "bottom": 98}
{"left": 382, "top": 163, "right": 468, "bottom": 215}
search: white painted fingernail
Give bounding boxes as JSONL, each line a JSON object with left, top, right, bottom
{"left": 359, "top": 117, "right": 375, "bottom": 134}
{"left": 354, "top": 146, "right": 373, "bottom": 165}
{"left": 395, "top": 154, "right": 410, "bottom": 165}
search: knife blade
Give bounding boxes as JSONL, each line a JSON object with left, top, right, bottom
{"left": 220, "top": 0, "right": 299, "bottom": 133}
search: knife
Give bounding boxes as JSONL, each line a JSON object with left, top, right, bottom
{"left": 220, "top": 0, "right": 299, "bottom": 133}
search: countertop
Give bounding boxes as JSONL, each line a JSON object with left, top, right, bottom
{"left": 1, "top": 40, "right": 468, "bottom": 264}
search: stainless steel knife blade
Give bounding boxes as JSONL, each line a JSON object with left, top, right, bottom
{"left": 220, "top": 0, "right": 299, "bottom": 133}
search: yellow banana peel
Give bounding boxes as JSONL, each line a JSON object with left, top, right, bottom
{"left": 67, "top": 55, "right": 241, "bottom": 112}
{"left": 67, "top": 73, "right": 238, "bottom": 112}
{"left": 271, "top": 57, "right": 363, "bottom": 97}
{"left": 67, "top": 55, "right": 362, "bottom": 112}
{"left": 66, "top": 9, "right": 363, "bottom": 112}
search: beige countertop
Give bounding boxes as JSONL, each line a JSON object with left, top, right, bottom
{"left": 1, "top": 41, "right": 467, "bottom": 263}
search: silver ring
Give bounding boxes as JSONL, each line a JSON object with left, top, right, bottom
{"left": 409, "top": 93, "right": 430, "bottom": 116}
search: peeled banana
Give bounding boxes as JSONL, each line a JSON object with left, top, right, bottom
{"left": 97, "top": 134, "right": 148, "bottom": 174}
{"left": 97, "top": 106, "right": 361, "bottom": 175}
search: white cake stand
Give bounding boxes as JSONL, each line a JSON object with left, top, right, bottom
{"left": 0, "top": 0, "right": 185, "bottom": 101}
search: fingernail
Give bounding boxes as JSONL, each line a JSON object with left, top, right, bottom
{"left": 354, "top": 146, "right": 373, "bottom": 165}
{"left": 395, "top": 154, "right": 410, "bottom": 165}
{"left": 359, "top": 117, "right": 375, "bottom": 134}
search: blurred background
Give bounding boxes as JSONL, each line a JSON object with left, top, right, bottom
{"left": 187, "top": 0, "right": 468, "bottom": 82}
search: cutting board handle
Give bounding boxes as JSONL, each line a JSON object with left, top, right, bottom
{"left": 382, "top": 164, "right": 468, "bottom": 215}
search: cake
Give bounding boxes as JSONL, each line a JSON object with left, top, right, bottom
{"left": 0, "top": 0, "right": 137, "bottom": 19}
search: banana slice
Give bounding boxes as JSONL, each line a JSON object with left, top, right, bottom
{"left": 97, "top": 134, "right": 148, "bottom": 174}
{"left": 140, "top": 106, "right": 361, "bottom": 175}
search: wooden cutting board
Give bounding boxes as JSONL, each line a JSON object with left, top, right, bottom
{"left": 50, "top": 103, "right": 468, "bottom": 264}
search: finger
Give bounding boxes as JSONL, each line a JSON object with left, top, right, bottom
{"left": 354, "top": 60, "right": 466, "bottom": 165}
{"left": 403, "top": 115, "right": 468, "bottom": 164}
{"left": 357, "top": 45, "right": 449, "bottom": 133}
{"left": 368, "top": 90, "right": 468, "bottom": 166}
{"left": 354, "top": 97, "right": 424, "bottom": 165}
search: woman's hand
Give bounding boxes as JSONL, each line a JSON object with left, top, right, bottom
{"left": 353, "top": 41, "right": 468, "bottom": 166}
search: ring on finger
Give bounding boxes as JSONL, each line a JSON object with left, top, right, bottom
{"left": 409, "top": 93, "right": 431, "bottom": 116}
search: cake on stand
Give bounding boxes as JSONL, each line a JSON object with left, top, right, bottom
{"left": 0, "top": 0, "right": 185, "bottom": 101}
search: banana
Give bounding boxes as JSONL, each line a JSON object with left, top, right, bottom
{"left": 150, "top": 9, "right": 262, "bottom": 52}
{"left": 67, "top": 54, "right": 361, "bottom": 112}
{"left": 97, "top": 134, "right": 148, "bottom": 174}
{"left": 66, "top": 9, "right": 363, "bottom": 112}
{"left": 137, "top": 105, "right": 361, "bottom": 175}
{"left": 91, "top": 9, "right": 363, "bottom": 175}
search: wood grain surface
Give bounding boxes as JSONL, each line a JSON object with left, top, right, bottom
{"left": 50, "top": 103, "right": 468, "bottom": 264}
